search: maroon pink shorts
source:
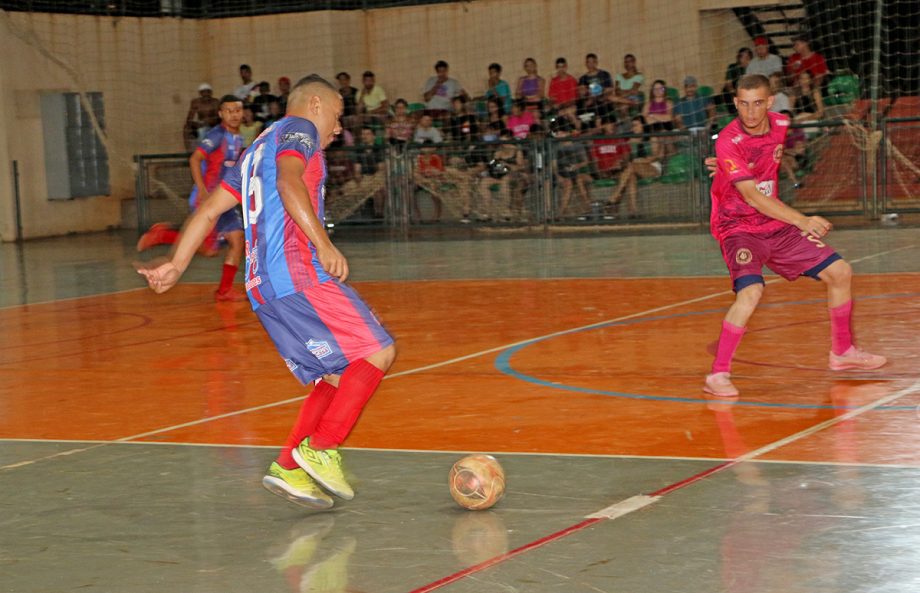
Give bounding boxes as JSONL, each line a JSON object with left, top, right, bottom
{"left": 720, "top": 225, "right": 841, "bottom": 292}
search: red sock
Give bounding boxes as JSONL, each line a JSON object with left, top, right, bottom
{"left": 310, "top": 359, "right": 384, "bottom": 449}
{"left": 217, "top": 264, "right": 238, "bottom": 294}
{"left": 829, "top": 300, "right": 854, "bottom": 355}
{"left": 276, "top": 381, "right": 337, "bottom": 469}
{"left": 711, "top": 320, "right": 746, "bottom": 374}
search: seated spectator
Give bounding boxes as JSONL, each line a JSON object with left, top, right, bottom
{"left": 277, "top": 76, "right": 291, "bottom": 114}
{"left": 779, "top": 110, "right": 807, "bottom": 189}
{"left": 328, "top": 126, "right": 387, "bottom": 221}
{"left": 548, "top": 57, "right": 578, "bottom": 110}
{"left": 612, "top": 54, "right": 644, "bottom": 115}
{"left": 506, "top": 100, "right": 536, "bottom": 140}
{"left": 769, "top": 72, "right": 792, "bottom": 113}
{"left": 485, "top": 97, "right": 508, "bottom": 132}
{"left": 386, "top": 98, "right": 416, "bottom": 144}
{"left": 183, "top": 83, "right": 220, "bottom": 152}
{"left": 716, "top": 48, "right": 752, "bottom": 115}
{"left": 578, "top": 53, "right": 614, "bottom": 118}
{"left": 591, "top": 116, "right": 630, "bottom": 177}
{"left": 605, "top": 115, "right": 663, "bottom": 218}
{"left": 449, "top": 96, "right": 479, "bottom": 143}
{"left": 515, "top": 58, "right": 546, "bottom": 113}
{"left": 336, "top": 72, "right": 358, "bottom": 127}
{"left": 356, "top": 70, "right": 389, "bottom": 124}
{"left": 325, "top": 134, "right": 355, "bottom": 189}
{"left": 476, "top": 129, "right": 528, "bottom": 222}
{"left": 239, "top": 106, "right": 263, "bottom": 147}
{"left": 422, "top": 60, "right": 468, "bottom": 120}
{"left": 554, "top": 101, "right": 588, "bottom": 136}
{"left": 251, "top": 81, "right": 278, "bottom": 123}
{"left": 484, "top": 62, "right": 513, "bottom": 115}
{"left": 674, "top": 76, "right": 714, "bottom": 133}
{"left": 262, "top": 100, "right": 284, "bottom": 127}
{"left": 233, "top": 64, "right": 258, "bottom": 101}
{"left": 551, "top": 116, "right": 592, "bottom": 218}
{"left": 746, "top": 37, "right": 783, "bottom": 78}
{"left": 642, "top": 79, "right": 675, "bottom": 131}
{"left": 413, "top": 113, "right": 444, "bottom": 144}
{"left": 413, "top": 140, "right": 472, "bottom": 223}
{"left": 786, "top": 35, "right": 829, "bottom": 88}
{"left": 792, "top": 70, "right": 825, "bottom": 123}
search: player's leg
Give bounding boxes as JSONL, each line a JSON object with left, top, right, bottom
{"left": 817, "top": 259, "right": 886, "bottom": 370}
{"left": 136, "top": 222, "right": 179, "bottom": 252}
{"left": 214, "top": 208, "right": 246, "bottom": 301}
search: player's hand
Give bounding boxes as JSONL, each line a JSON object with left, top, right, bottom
{"left": 797, "top": 215, "right": 833, "bottom": 239}
{"left": 317, "top": 244, "right": 349, "bottom": 283}
{"left": 704, "top": 157, "right": 718, "bottom": 177}
{"left": 134, "top": 258, "right": 181, "bottom": 293}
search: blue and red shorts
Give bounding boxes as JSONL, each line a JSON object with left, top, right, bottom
{"left": 720, "top": 224, "right": 842, "bottom": 292}
{"left": 255, "top": 281, "right": 394, "bottom": 384}
{"left": 215, "top": 206, "right": 243, "bottom": 235}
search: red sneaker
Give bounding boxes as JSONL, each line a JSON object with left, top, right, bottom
{"left": 136, "top": 223, "right": 176, "bottom": 252}
{"left": 829, "top": 346, "right": 887, "bottom": 371}
{"left": 703, "top": 372, "right": 740, "bottom": 397}
{"left": 214, "top": 288, "right": 248, "bottom": 303}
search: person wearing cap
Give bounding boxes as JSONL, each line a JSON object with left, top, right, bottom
{"left": 674, "top": 75, "right": 715, "bottom": 133}
{"left": 183, "top": 83, "right": 220, "bottom": 152}
{"left": 356, "top": 71, "right": 389, "bottom": 125}
{"left": 745, "top": 36, "right": 783, "bottom": 78}
{"left": 786, "top": 35, "right": 828, "bottom": 88}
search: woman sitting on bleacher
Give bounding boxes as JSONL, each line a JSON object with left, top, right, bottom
{"left": 792, "top": 71, "right": 825, "bottom": 123}
{"left": 605, "top": 115, "right": 663, "bottom": 219}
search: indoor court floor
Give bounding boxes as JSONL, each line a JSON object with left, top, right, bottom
{"left": 2, "top": 226, "right": 919, "bottom": 592}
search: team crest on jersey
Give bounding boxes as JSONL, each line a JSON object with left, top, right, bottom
{"left": 731, "top": 135, "right": 743, "bottom": 144}
{"left": 773, "top": 144, "right": 784, "bottom": 163}
{"left": 306, "top": 339, "right": 333, "bottom": 359}
{"left": 280, "top": 131, "right": 315, "bottom": 151}
{"left": 735, "top": 248, "right": 753, "bottom": 265}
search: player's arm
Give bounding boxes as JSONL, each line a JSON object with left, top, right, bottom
{"left": 276, "top": 155, "right": 349, "bottom": 282}
{"left": 135, "top": 187, "right": 238, "bottom": 293}
{"left": 735, "top": 179, "right": 831, "bottom": 239}
{"left": 189, "top": 149, "right": 208, "bottom": 197}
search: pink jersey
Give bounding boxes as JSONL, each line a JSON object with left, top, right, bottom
{"left": 710, "top": 111, "right": 790, "bottom": 241}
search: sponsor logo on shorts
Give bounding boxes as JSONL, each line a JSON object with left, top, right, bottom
{"left": 773, "top": 144, "right": 784, "bottom": 163}
{"left": 284, "top": 358, "right": 299, "bottom": 372}
{"left": 306, "top": 339, "right": 333, "bottom": 359}
{"left": 735, "top": 248, "right": 753, "bottom": 265}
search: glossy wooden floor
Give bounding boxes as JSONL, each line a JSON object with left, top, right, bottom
{"left": 2, "top": 228, "right": 919, "bottom": 592}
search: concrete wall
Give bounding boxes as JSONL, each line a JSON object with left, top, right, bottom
{"left": 0, "top": 2, "right": 751, "bottom": 240}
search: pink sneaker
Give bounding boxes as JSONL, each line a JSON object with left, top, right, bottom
{"left": 829, "top": 346, "right": 887, "bottom": 371}
{"left": 703, "top": 372, "right": 739, "bottom": 397}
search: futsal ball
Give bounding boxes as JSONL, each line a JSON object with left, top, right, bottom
{"left": 448, "top": 454, "right": 506, "bottom": 510}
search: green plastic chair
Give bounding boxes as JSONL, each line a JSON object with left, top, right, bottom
{"left": 697, "top": 85, "right": 714, "bottom": 98}
{"left": 666, "top": 87, "right": 680, "bottom": 103}
{"left": 408, "top": 102, "right": 426, "bottom": 114}
{"left": 659, "top": 153, "right": 692, "bottom": 184}
{"left": 826, "top": 74, "right": 859, "bottom": 105}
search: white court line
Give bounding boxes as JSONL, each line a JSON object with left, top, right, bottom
{"left": 1, "top": 243, "right": 916, "bottom": 471}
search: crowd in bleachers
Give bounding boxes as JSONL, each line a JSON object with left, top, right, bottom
{"left": 182, "top": 37, "right": 854, "bottom": 223}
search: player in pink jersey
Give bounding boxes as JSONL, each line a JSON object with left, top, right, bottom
{"left": 704, "top": 74, "right": 885, "bottom": 397}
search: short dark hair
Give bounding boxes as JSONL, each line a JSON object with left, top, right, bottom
{"left": 624, "top": 53, "right": 636, "bottom": 60}
{"left": 293, "top": 74, "right": 337, "bottom": 94}
{"left": 488, "top": 62, "right": 502, "bottom": 73}
{"left": 555, "top": 57, "right": 567, "bottom": 66}
{"left": 738, "top": 47, "right": 754, "bottom": 60}
{"left": 361, "top": 125, "right": 375, "bottom": 134}
{"left": 737, "top": 74, "right": 771, "bottom": 93}
{"left": 586, "top": 53, "right": 598, "bottom": 60}
{"left": 336, "top": 71, "right": 350, "bottom": 80}
{"left": 239, "top": 64, "right": 251, "bottom": 71}
{"left": 394, "top": 98, "right": 408, "bottom": 107}
{"left": 435, "top": 60, "right": 448, "bottom": 70}
{"left": 219, "top": 94, "right": 242, "bottom": 107}
{"left": 363, "top": 70, "right": 374, "bottom": 78}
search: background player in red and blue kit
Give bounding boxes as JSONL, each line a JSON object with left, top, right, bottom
{"left": 136, "top": 75, "right": 396, "bottom": 510}
{"left": 704, "top": 74, "right": 885, "bottom": 397}
{"left": 137, "top": 94, "right": 247, "bottom": 302}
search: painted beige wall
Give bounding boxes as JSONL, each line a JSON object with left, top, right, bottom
{"left": 0, "top": 2, "right": 751, "bottom": 240}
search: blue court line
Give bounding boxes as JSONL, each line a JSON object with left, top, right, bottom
{"left": 495, "top": 292, "right": 920, "bottom": 410}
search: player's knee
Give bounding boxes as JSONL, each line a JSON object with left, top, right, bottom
{"left": 823, "top": 259, "right": 852, "bottom": 286}
{"left": 368, "top": 343, "right": 396, "bottom": 372}
{"left": 735, "top": 282, "right": 764, "bottom": 310}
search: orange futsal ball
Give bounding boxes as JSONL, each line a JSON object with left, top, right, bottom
{"left": 448, "top": 454, "right": 506, "bottom": 510}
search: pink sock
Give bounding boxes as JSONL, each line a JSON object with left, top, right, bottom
{"left": 829, "top": 300, "right": 854, "bottom": 355}
{"left": 711, "top": 321, "right": 746, "bottom": 374}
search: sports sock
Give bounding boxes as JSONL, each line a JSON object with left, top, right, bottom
{"left": 217, "top": 263, "right": 238, "bottom": 294}
{"left": 829, "top": 299, "right": 854, "bottom": 356}
{"left": 276, "top": 380, "right": 337, "bottom": 469}
{"left": 310, "top": 359, "right": 384, "bottom": 449}
{"left": 711, "top": 320, "right": 746, "bottom": 374}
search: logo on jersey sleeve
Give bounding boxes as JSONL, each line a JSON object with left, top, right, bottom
{"left": 735, "top": 248, "right": 753, "bottom": 265}
{"left": 202, "top": 137, "right": 215, "bottom": 149}
{"left": 280, "top": 131, "right": 315, "bottom": 152}
{"left": 305, "top": 339, "right": 333, "bottom": 359}
{"left": 724, "top": 159, "right": 740, "bottom": 174}
{"left": 756, "top": 180, "right": 775, "bottom": 197}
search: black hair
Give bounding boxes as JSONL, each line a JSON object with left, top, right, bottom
{"left": 363, "top": 70, "right": 374, "bottom": 78}
{"left": 394, "top": 98, "right": 408, "bottom": 107}
{"left": 239, "top": 64, "right": 251, "bottom": 71}
{"left": 293, "top": 74, "right": 337, "bottom": 94}
{"left": 738, "top": 48, "right": 754, "bottom": 60}
{"left": 586, "top": 53, "right": 598, "bottom": 60}
{"left": 435, "top": 60, "right": 449, "bottom": 70}
{"left": 488, "top": 62, "right": 502, "bottom": 73}
{"left": 555, "top": 57, "right": 567, "bottom": 66}
{"left": 219, "top": 94, "right": 242, "bottom": 107}
{"left": 624, "top": 53, "right": 636, "bottom": 60}
{"left": 336, "top": 71, "right": 350, "bottom": 80}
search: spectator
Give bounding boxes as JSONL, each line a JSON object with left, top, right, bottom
{"left": 277, "top": 76, "right": 291, "bottom": 114}
{"left": 422, "top": 60, "right": 468, "bottom": 119}
{"left": 515, "top": 57, "right": 546, "bottom": 113}
{"left": 449, "top": 96, "right": 479, "bottom": 143}
{"left": 769, "top": 72, "right": 792, "bottom": 113}
{"left": 386, "top": 98, "right": 415, "bottom": 144}
{"left": 590, "top": 115, "right": 630, "bottom": 178}
{"left": 642, "top": 79, "right": 675, "bottom": 131}
{"left": 413, "top": 140, "right": 471, "bottom": 223}
{"left": 250, "top": 81, "right": 278, "bottom": 123}
{"left": 548, "top": 57, "right": 578, "bottom": 109}
{"left": 325, "top": 134, "right": 355, "bottom": 189}
{"left": 613, "top": 54, "right": 644, "bottom": 114}
{"left": 233, "top": 64, "right": 258, "bottom": 101}
{"left": 484, "top": 62, "right": 513, "bottom": 115}
{"left": 674, "top": 75, "right": 715, "bottom": 133}
{"left": 336, "top": 72, "right": 358, "bottom": 126}
{"left": 578, "top": 53, "right": 614, "bottom": 112}
{"left": 506, "top": 100, "right": 536, "bottom": 140}
{"left": 779, "top": 110, "right": 808, "bottom": 189}
{"left": 792, "top": 70, "right": 825, "bottom": 123}
{"left": 356, "top": 70, "right": 389, "bottom": 124}
{"left": 746, "top": 37, "right": 783, "bottom": 78}
{"left": 477, "top": 129, "right": 527, "bottom": 222}
{"left": 786, "top": 35, "right": 829, "bottom": 88}
{"left": 554, "top": 101, "right": 587, "bottom": 136}
{"left": 485, "top": 97, "right": 508, "bottom": 132}
{"left": 717, "top": 48, "right": 753, "bottom": 114}
{"left": 239, "top": 106, "right": 263, "bottom": 147}
{"left": 605, "top": 115, "right": 663, "bottom": 219}
{"left": 263, "top": 100, "right": 284, "bottom": 127}
{"left": 183, "top": 83, "right": 220, "bottom": 152}
{"left": 413, "top": 113, "right": 444, "bottom": 144}
{"left": 551, "top": 116, "right": 592, "bottom": 219}
{"left": 328, "top": 126, "right": 387, "bottom": 222}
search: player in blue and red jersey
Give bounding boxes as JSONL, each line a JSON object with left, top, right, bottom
{"left": 704, "top": 74, "right": 885, "bottom": 397}
{"left": 136, "top": 75, "right": 396, "bottom": 510}
{"left": 137, "top": 94, "right": 247, "bottom": 302}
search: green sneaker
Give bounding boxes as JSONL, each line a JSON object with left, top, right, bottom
{"left": 292, "top": 439, "right": 355, "bottom": 500}
{"left": 262, "top": 462, "right": 334, "bottom": 510}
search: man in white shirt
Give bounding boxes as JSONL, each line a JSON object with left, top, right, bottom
{"left": 745, "top": 37, "right": 783, "bottom": 78}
